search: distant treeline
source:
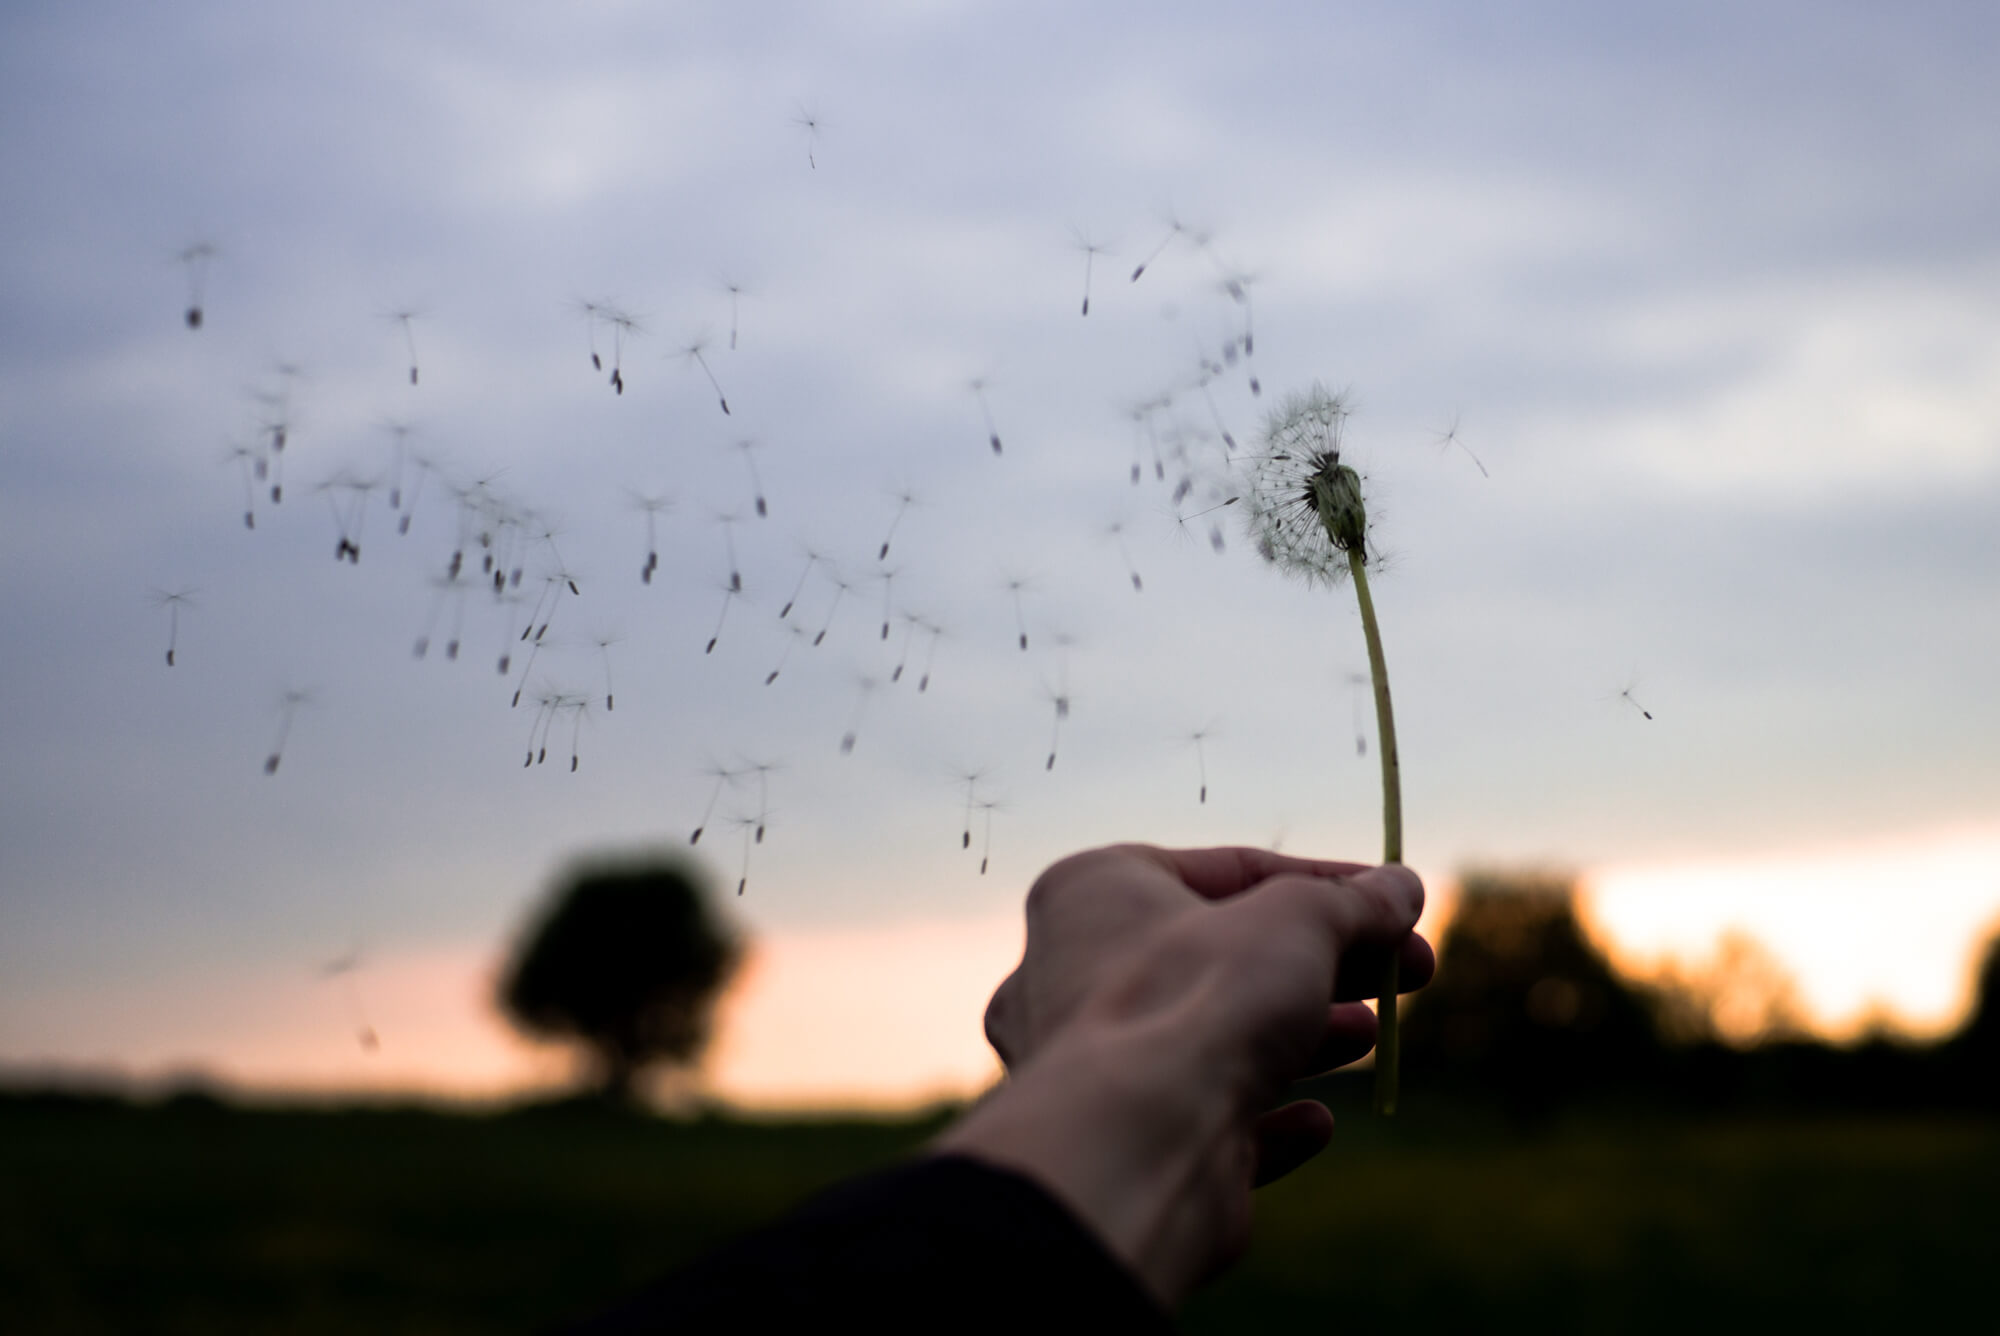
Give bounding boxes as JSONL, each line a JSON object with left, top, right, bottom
{"left": 1387, "top": 870, "right": 2000, "bottom": 1119}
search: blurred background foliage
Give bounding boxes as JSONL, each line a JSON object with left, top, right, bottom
{"left": 6, "top": 868, "right": 2000, "bottom": 1332}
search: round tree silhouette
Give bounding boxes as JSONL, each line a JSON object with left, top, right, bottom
{"left": 499, "top": 853, "right": 742, "bottom": 1104}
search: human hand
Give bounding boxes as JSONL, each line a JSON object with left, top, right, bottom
{"left": 939, "top": 844, "right": 1432, "bottom": 1307}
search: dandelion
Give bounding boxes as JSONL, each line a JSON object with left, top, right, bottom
{"left": 1002, "top": 575, "right": 1034, "bottom": 651}
{"left": 713, "top": 511, "right": 744, "bottom": 593}
{"left": 811, "top": 572, "right": 851, "bottom": 647}
{"left": 318, "top": 472, "right": 377, "bottom": 565}
{"left": 914, "top": 617, "right": 945, "bottom": 692}
{"left": 719, "top": 274, "right": 748, "bottom": 350}
{"left": 876, "top": 566, "right": 899, "bottom": 640}
{"left": 1615, "top": 671, "right": 1654, "bottom": 720}
{"left": 320, "top": 950, "right": 380, "bottom": 1052}
{"left": 1105, "top": 520, "right": 1143, "bottom": 593}
{"left": 950, "top": 766, "right": 987, "bottom": 850}
{"left": 888, "top": 609, "right": 924, "bottom": 683}
{"left": 1240, "top": 382, "right": 1407, "bottom": 1115}
{"left": 264, "top": 687, "right": 314, "bottom": 775}
{"left": 563, "top": 694, "right": 591, "bottom": 771}
{"left": 792, "top": 102, "right": 823, "bottom": 169}
{"left": 1071, "top": 228, "right": 1111, "bottom": 316}
{"left": 148, "top": 587, "right": 196, "bottom": 666}
{"left": 838, "top": 676, "right": 878, "bottom": 754}
{"left": 681, "top": 333, "right": 731, "bottom": 416}
{"left": 743, "top": 759, "right": 780, "bottom": 843}
{"left": 764, "top": 622, "right": 808, "bottom": 685}
{"left": 689, "top": 762, "right": 741, "bottom": 845}
{"left": 975, "top": 796, "right": 1006, "bottom": 875}
{"left": 778, "top": 547, "right": 821, "bottom": 619}
{"left": 630, "top": 491, "right": 671, "bottom": 584}
{"left": 594, "top": 631, "right": 620, "bottom": 711}
{"left": 1182, "top": 723, "right": 1217, "bottom": 804}
{"left": 221, "top": 443, "right": 259, "bottom": 530}
{"left": 968, "top": 377, "right": 1003, "bottom": 456}
{"left": 384, "top": 308, "right": 423, "bottom": 386}
{"left": 705, "top": 578, "right": 741, "bottom": 655}
{"left": 1129, "top": 210, "right": 1185, "bottom": 284}
{"left": 877, "top": 486, "right": 919, "bottom": 561}
{"left": 731, "top": 815, "right": 760, "bottom": 895}
{"left": 1429, "top": 408, "right": 1489, "bottom": 477}
{"left": 178, "top": 242, "right": 216, "bottom": 329}
{"left": 1041, "top": 633, "right": 1077, "bottom": 771}
{"left": 579, "top": 301, "right": 641, "bottom": 393}
{"left": 732, "top": 439, "right": 769, "bottom": 518}
{"left": 1168, "top": 493, "right": 1239, "bottom": 555}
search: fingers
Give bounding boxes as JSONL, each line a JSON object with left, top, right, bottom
{"left": 1152, "top": 845, "right": 1372, "bottom": 902}
{"left": 1330, "top": 932, "right": 1437, "bottom": 1002}
{"left": 1296, "top": 1001, "right": 1379, "bottom": 1076}
{"left": 1251, "top": 1100, "right": 1334, "bottom": 1187}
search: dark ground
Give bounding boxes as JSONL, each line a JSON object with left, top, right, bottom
{"left": 3, "top": 1083, "right": 1996, "bottom": 1334}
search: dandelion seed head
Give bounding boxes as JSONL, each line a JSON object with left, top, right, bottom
{"left": 1240, "top": 383, "right": 1372, "bottom": 586}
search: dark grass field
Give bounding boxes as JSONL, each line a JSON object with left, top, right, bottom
{"left": 4, "top": 1088, "right": 1997, "bottom": 1334}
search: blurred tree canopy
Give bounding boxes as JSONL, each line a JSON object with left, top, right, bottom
{"left": 1401, "top": 869, "right": 1670, "bottom": 1116}
{"left": 498, "top": 853, "right": 743, "bottom": 1104}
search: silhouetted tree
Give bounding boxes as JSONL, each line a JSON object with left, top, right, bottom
{"left": 1401, "top": 869, "right": 1670, "bottom": 1117}
{"left": 499, "top": 853, "right": 743, "bottom": 1104}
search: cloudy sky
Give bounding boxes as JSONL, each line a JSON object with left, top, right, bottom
{"left": 4, "top": 0, "right": 1998, "bottom": 1107}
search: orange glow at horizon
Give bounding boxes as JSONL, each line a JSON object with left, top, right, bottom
{"left": 7, "top": 825, "right": 1997, "bottom": 1108}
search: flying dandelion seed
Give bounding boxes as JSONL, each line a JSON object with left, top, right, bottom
{"left": 1071, "top": 228, "right": 1111, "bottom": 316}
{"left": 564, "top": 695, "right": 591, "bottom": 772}
{"left": 969, "top": 377, "right": 1003, "bottom": 456}
{"left": 412, "top": 572, "right": 467, "bottom": 661}
{"left": 1615, "top": 672, "right": 1655, "bottom": 721}
{"left": 1220, "top": 269, "right": 1259, "bottom": 363}
{"left": 1168, "top": 494, "right": 1240, "bottom": 555}
{"left": 177, "top": 242, "right": 215, "bottom": 329}
{"left": 713, "top": 512, "right": 744, "bottom": 592}
{"left": 976, "top": 797, "right": 1006, "bottom": 875}
{"left": 1002, "top": 575, "right": 1035, "bottom": 651}
{"left": 494, "top": 590, "right": 526, "bottom": 674}
{"left": 380, "top": 420, "right": 413, "bottom": 511}
{"left": 148, "top": 587, "right": 196, "bottom": 666}
{"left": 606, "top": 308, "right": 642, "bottom": 394}
{"left": 719, "top": 274, "right": 747, "bottom": 350}
{"left": 1430, "top": 408, "right": 1490, "bottom": 478}
{"left": 318, "top": 472, "right": 378, "bottom": 565}
{"left": 689, "top": 763, "right": 741, "bottom": 845}
{"left": 263, "top": 688, "right": 313, "bottom": 775}
{"left": 731, "top": 439, "right": 769, "bottom": 517}
{"left": 575, "top": 299, "right": 607, "bottom": 372}
{"left": 254, "top": 364, "right": 304, "bottom": 504}
{"left": 915, "top": 617, "right": 946, "bottom": 692}
{"left": 320, "top": 950, "right": 380, "bottom": 1052}
{"left": 630, "top": 491, "right": 671, "bottom": 584}
{"left": 593, "top": 632, "right": 620, "bottom": 711}
{"left": 1104, "top": 520, "right": 1144, "bottom": 593}
{"left": 522, "top": 687, "right": 562, "bottom": 766}
{"left": 889, "top": 609, "right": 925, "bottom": 683}
{"left": 396, "top": 453, "right": 437, "bottom": 536}
{"left": 1129, "top": 210, "right": 1184, "bottom": 283}
{"left": 705, "top": 579, "right": 744, "bottom": 655}
{"left": 509, "top": 633, "right": 547, "bottom": 709}
{"left": 839, "top": 676, "right": 878, "bottom": 754}
{"left": 681, "top": 333, "right": 730, "bottom": 415}
{"left": 778, "top": 548, "right": 821, "bottom": 619}
{"left": 1240, "top": 382, "right": 1407, "bottom": 1115}
{"left": 222, "top": 444, "right": 259, "bottom": 530}
{"left": 877, "top": 486, "right": 919, "bottom": 561}
{"left": 951, "top": 766, "right": 987, "bottom": 850}
{"left": 385, "top": 308, "right": 423, "bottom": 386}
{"left": 1183, "top": 724, "right": 1217, "bottom": 804}
{"left": 764, "top": 623, "right": 809, "bottom": 685}
{"left": 792, "top": 102, "right": 822, "bottom": 169}
{"left": 731, "top": 815, "right": 760, "bottom": 895}
{"left": 811, "top": 573, "right": 851, "bottom": 647}
{"left": 876, "top": 567, "right": 899, "bottom": 640}
{"left": 743, "top": 759, "right": 780, "bottom": 843}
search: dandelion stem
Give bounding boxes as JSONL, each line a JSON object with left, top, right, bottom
{"left": 1347, "top": 548, "right": 1403, "bottom": 1115}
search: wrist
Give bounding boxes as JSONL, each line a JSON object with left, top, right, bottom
{"left": 937, "top": 1020, "right": 1245, "bottom": 1308}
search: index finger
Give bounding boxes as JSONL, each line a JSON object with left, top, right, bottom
{"left": 1149, "top": 845, "right": 1373, "bottom": 902}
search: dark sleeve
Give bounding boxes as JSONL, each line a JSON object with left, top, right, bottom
{"left": 564, "top": 1152, "right": 1174, "bottom": 1333}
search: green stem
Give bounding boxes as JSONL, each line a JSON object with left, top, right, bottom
{"left": 1348, "top": 550, "right": 1403, "bottom": 1115}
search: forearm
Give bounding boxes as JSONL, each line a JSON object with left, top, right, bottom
{"left": 936, "top": 1018, "right": 1246, "bottom": 1309}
